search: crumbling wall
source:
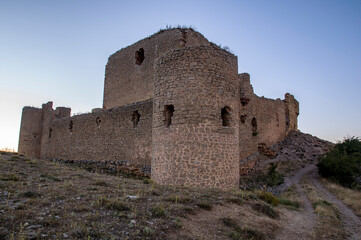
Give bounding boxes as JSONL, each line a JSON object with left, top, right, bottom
{"left": 18, "top": 107, "right": 43, "bottom": 158}
{"left": 284, "top": 93, "right": 299, "bottom": 134}
{"left": 152, "top": 45, "right": 240, "bottom": 190}
{"left": 18, "top": 28, "right": 300, "bottom": 189}
{"left": 41, "top": 100, "right": 152, "bottom": 167}
{"left": 103, "top": 28, "right": 210, "bottom": 109}
{"left": 238, "top": 74, "right": 295, "bottom": 159}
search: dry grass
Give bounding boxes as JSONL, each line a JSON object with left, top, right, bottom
{"left": 320, "top": 178, "right": 361, "bottom": 217}
{"left": 0, "top": 151, "right": 286, "bottom": 239}
{"left": 302, "top": 179, "right": 346, "bottom": 239}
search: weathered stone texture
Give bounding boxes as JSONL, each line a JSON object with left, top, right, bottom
{"left": 152, "top": 45, "right": 240, "bottom": 189}
{"left": 42, "top": 100, "right": 152, "bottom": 167}
{"left": 238, "top": 73, "right": 299, "bottom": 159}
{"left": 18, "top": 107, "right": 43, "bottom": 158}
{"left": 18, "top": 28, "right": 300, "bottom": 189}
{"left": 103, "top": 28, "right": 210, "bottom": 109}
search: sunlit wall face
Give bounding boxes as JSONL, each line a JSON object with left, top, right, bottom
{"left": 0, "top": 0, "right": 361, "bottom": 151}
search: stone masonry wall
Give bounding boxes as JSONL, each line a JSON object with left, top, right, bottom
{"left": 285, "top": 93, "right": 299, "bottom": 134}
{"left": 238, "top": 74, "right": 298, "bottom": 160}
{"left": 18, "top": 28, "right": 300, "bottom": 190}
{"left": 41, "top": 100, "right": 152, "bottom": 167}
{"left": 103, "top": 28, "right": 210, "bottom": 109}
{"left": 152, "top": 45, "right": 240, "bottom": 189}
{"left": 18, "top": 107, "right": 43, "bottom": 158}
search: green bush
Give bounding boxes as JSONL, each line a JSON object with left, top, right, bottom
{"left": 317, "top": 137, "right": 361, "bottom": 188}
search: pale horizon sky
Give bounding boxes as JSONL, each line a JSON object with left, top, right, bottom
{"left": 1, "top": 0, "right": 361, "bottom": 150}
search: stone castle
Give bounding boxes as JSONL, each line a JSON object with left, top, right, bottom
{"left": 18, "top": 28, "right": 299, "bottom": 189}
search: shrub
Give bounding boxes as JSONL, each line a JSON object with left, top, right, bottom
{"left": 317, "top": 137, "right": 361, "bottom": 188}
{"left": 226, "top": 197, "right": 243, "bottom": 205}
{"left": 0, "top": 173, "right": 19, "bottom": 181}
{"left": 257, "top": 191, "right": 279, "bottom": 206}
{"left": 278, "top": 198, "right": 300, "bottom": 209}
{"left": 96, "top": 196, "right": 130, "bottom": 211}
{"left": 21, "top": 191, "right": 41, "bottom": 198}
{"left": 197, "top": 202, "right": 212, "bottom": 210}
{"left": 221, "top": 218, "right": 265, "bottom": 240}
{"left": 143, "top": 226, "right": 155, "bottom": 236}
{"left": 251, "top": 203, "right": 279, "bottom": 219}
{"left": 165, "top": 195, "right": 192, "bottom": 204}
{"left": 266, "top": 163, "right": 284, "bottom": 186}
{"left": 94, "top": 180, "right": 109, "bottom": 187}
{"left": 151, "top": 204, "right": 166, "bottom": 217}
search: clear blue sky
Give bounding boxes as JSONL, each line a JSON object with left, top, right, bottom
{"left": 1, "top": 0, "right": 360, "bottom": 150}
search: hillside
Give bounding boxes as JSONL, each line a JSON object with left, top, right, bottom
{"left": 1, "top": 132, "right": 361, "bottom": 239}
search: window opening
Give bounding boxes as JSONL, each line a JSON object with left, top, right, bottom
{"left": 135, "top": 48, "right": 145, "bottom": 65}
{"left": 241, "top": 115, "right": 247, "bottom": 124}
{"left": 69, "top": 121, "right": 73, "bottom": 132}
{"left": 240, "top": 97, "right": 250, "bottom": 107}
{"left": 96, "top": 117, "right": 101, "bottom": 126}
{"left": 221, "top": 106, "right": 231, "bottom": 127}
{"left": 164, "top": 105, "right": 174, "bottom": 127}
{"left": 49, "top": 128, "right": 52, "bottom": 138}
{"left": 251, "top": 117, "right": 258, "bottom": 136}
{"left": 131, "top": 111, "right": 141, "bottom": 128}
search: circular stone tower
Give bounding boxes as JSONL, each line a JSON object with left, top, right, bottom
{"left": 152, "top": 45, "right": 240, "bottom": 189}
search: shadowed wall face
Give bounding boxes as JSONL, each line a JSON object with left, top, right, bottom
{"left": 152, "top": 45, "right": 240, "bottom": 190}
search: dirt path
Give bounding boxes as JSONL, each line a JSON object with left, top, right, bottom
{"left": 276, "top": 165, "right": 317, "bottom": 240}
{"left": 310, "top": 172, "right": 361, "bottom": 239}
{"left": 277, "top": 164, "right": 361, "bottom": 240}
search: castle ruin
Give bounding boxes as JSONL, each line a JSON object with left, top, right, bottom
{"left": 18, "top": 28, "right": 299, "bottom": 189}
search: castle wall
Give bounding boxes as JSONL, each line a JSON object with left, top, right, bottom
{"left": 285, "top": 93, "right": 299, "bottom": 134}
{"left": 18, "top": 107, "right": 43, "bottom": 158}
{"left": 18, "top": 28, "right": 300, "bottom": 189}
{"left": 152, "top": 45, "right": 240, "bottom": 189}
{"left": 238, "top": 74, "right": 298, "bottom": 160}
{"left": 103, "top": 28, "right": 210, "bottom": 109}
{"left": 239, "top": 95, "right": 287, "bottom": 159}
{"left": 41, "top": 100, "right": 152, "bottom": 167}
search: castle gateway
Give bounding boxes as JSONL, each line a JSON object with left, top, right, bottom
{"left": 18, "top": 28, "right": 299, "bottom": 189}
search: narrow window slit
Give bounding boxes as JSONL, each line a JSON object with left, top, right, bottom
{"left": 241, "top": 115, "right": 247, "bottom": 124}
{"left": 221, "top": 106, "right": 231, "bottom": 127}
{"left": 96, "top": 117, "right": 101, "bottom": 126}
{"left": 131, "top": 111, "right": 141, "bottom": 128}
{"left": 252, "top": 117, "right": 258, "bottom": 136}
{"left": 69, "top": 121, "right": 73, "bottom": 132}
{"left": 164, "top": 105, "right": 174, "bottom": 127}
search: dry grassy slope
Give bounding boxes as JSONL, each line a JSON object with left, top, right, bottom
{"left": 1, "top": 131, "right": 357, "bottom": 240}
{"left": 0, "top": 151, "right": 301, "bottom": 240}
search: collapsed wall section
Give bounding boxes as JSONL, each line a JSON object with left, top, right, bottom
{"left": 152, "top": 45, "right": 240, "bottom": 189}
{"left": 41, "top": 100, "right": 153, "bottom": 167}
{"left": 238, "top": 73, "right": 299, "bottom": 174}
{"left": 103, "top": 28, "right": 210, "bottom": 109}
{"left": 285, "top": 93, "right": 299, "bottom": 134}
